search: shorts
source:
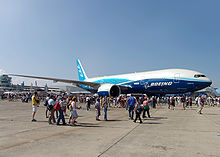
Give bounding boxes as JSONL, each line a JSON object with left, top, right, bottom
{"left": 33, "top": 105, "right": 37, "bottom": 112}
{"left": 71, "top": 109, "right": 78, "bottom": 118}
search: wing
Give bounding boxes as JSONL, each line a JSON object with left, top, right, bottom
{"left": 9, "top": 74, "right": 101, "bottom": 89}
{"left": 9, "top": 74, "right": 133, "bottom": 92}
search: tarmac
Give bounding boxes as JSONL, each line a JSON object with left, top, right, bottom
{"left": 0, "top": 100, "right": 220, "bottom": 157}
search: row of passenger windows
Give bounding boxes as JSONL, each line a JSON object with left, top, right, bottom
{"left": 194, "top": 74, "right": 206, "bottom": 78}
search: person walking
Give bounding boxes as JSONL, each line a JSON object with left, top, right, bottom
{"left": 95, "top": 97, "right": 101, "bottom": 121}
{"left": 133, "top": 98, "right": 143, "bottom": 124}
{"left": 142, "top": 97, "right": 150, "bottom": 118}
{"left": 189, "top": 97, "right": 192, "bottom": 108}
{"left": 181, "top": 96, "right": 186, "bottom": 110}
{"left": 56, "top": 98, "right": 66, "bottom": 125}
{"left": 126, "top": 94, "right": 136, "bottom": 120}
{"left": 170, "top": 96, "right": 175, "bottom": 110}
{"left": 102, "top": 97, "right": 108, "bottom": 121}
{"left": 86, "top": 96, "right": 91, "bottom": 111}
{"left": 218, "top": 97, "right": 220, "bottom": 107}
{"left": 197, "top": 95, "right": 204, "bottom": 114}
{"left": 167, "top": 97, "right": 171, "bottom": 109}
{"left": 48, "top": 95, "right": 56, "bottom": 124}
{"left": 31, "top": 92, "right": 39, "bottom": 122}
{"left": 68, "top": 97, "right": 78, "bottom": 125}
{"left": 44, "top": 94, "right": 50, "bottom": 118}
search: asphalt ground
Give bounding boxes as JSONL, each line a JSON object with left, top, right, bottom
{"left": 0, "top": 100, "right": 220, "bottom": 157}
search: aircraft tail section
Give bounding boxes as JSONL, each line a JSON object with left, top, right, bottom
{"left": 76, "top": 59, "right": 88, "bottom": 81}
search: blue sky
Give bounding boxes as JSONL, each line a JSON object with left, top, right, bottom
{"left": 0, "top": 0, "right": 219, "bottom": 87}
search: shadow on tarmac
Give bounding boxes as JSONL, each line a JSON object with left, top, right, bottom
{"left": 105, "top": 119, "right": 124, "bottom": 122}
{"left": 147, "top": 117, "right": 167, "bottom": 120}
{"left": 142, "top": 122, "right": 162, "bottom": 125}
{"left": 205, "top": 113, "right": 220, "bottom": 116}
{"left": 69, "top": 122, "right": 102, "bottom": 128}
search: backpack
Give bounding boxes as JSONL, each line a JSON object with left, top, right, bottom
{"left": 47, "top": 105, "right": 54, "bottom": 111}
{"left": 54, "top": 102, "right": 60, "bottom": 111}
{"left": 44, "top": 99, "right": 48, "bottom": 106}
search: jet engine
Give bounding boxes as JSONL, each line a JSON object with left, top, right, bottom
{"left": 97, "top": 84, "right": 120, "bottom": 97}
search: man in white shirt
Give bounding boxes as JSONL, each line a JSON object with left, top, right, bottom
{"left": 218, "top": 97, "right": 220, "bottom": 107}
{"left": 48, "top": 95, "right": 56, "bottom": 124}
{"left": 86, "top": 96, "right": 91, "bottom": 111}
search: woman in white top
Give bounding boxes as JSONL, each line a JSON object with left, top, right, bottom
{"left": 68, "top": 97, "right": 78, "bottom": 125}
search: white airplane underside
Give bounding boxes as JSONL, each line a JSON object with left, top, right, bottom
{"left": 10, "top": 59, "right": 212, "bottom": 97}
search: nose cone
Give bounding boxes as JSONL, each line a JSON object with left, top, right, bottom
{"left": 207, "top": 78, "right": 212, "bottom": 87}
{"left": 201, "top": 76, "right": 212, "bottom": 87}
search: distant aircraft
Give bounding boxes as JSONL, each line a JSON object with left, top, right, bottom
{"left": 10, "top": 59, "right": 212, "bottom": 97}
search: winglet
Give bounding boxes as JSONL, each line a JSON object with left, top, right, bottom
{"left": 76, "top": 59, "right": 88, "bottom": 81}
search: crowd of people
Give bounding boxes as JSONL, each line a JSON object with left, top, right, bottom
{"left": 29, "top": 92, "right": 220, "bottom": 126}
{"left": 1, "top": 91, "right": 219, "bottom": 125}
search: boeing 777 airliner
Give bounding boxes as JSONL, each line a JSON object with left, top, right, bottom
{"left": 10, "top": 59, "right": 212, "bottom": 97}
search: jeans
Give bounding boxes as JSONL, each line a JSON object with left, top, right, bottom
{"left": 142, "top": 108, "right": 150, "bottom": 118}
{"left": 86, "top": 102, "right": 90, "bottom": 111}
{"left": 56, "top": 110, "right": 58, "bottom": 119}
{"left": 125, "top": 102, "right": 128, "bottom": 110}
{"left": 134, "top": 110, "right": 142, "bottom": 123}
{"left": 48, "top": 108, "right": 56, "bottom": 124}
{"left": 57, "top": 109, "right": 66, "bottom": 125}
{"left": 128, "top": 106, "right": 134, "bottom": 119}
{"left": 96, "top": 109, "right": 100, "bottom": 120}
{"left": 103, "top": 107, "right": 107, "bottom": 120}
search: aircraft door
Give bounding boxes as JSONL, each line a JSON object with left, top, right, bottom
{"left": 174, "top": 73, "right": 180, "bottom": 83}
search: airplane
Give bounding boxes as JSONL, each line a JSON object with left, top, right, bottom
{"left": 9, "top": 59, "right": 212, "bottom": 97}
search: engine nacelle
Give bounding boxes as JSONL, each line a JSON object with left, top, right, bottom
{"left": 97, "top": 84, "right": 120, "bottom": 97}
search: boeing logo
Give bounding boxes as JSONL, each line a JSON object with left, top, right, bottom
{"left": 147, "top": 82, "right": 173, "bottom": 87}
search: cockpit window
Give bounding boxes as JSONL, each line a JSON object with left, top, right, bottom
{"left": 194, "top": 74, "right": 206, "bottom": 78}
